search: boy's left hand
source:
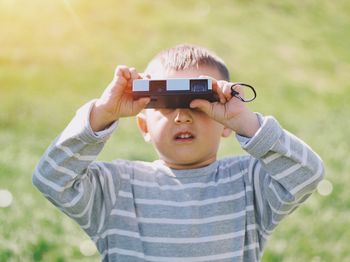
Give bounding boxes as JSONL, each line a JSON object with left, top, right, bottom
{"left": 190, "top": 78, "right": 260, "bottom": 138}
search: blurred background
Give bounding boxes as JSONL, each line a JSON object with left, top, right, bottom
{"left": 0, "top": 0, "right": 349, "bottom": 261}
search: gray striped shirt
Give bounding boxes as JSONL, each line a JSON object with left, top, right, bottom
{"left": 32, "top": 101, "right": 324, "bottom": 261}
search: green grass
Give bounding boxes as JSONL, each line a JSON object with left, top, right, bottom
{"left": 1, "top": 0, "right": 349, "bottom": 261}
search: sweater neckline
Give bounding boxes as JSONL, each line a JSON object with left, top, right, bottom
{"left": 153, "top": 160, "right": 219, "bottom": 178}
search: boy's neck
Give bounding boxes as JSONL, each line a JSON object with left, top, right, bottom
{"left": 157, "top": 157, "right": 217, "bottom": 170}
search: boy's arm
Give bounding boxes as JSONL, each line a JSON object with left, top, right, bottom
{"left": 32, "top": 101, "right": 119, "bottom": 237}
{"left": 238, "top": 114, "right": 324, "bottom": 235}
{"left": 32, "top": 66, "right": 149, "bottom": 237}
{"left": 191, "top": 79, "right": 324, "bottom": 236}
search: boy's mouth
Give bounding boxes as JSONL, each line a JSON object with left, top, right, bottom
{"left": 174, "top": 131, "right": 195, "bottom": 142}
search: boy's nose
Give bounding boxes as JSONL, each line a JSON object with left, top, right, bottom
{"left": 174, "top": 109, "right": 193, "bottom": 124}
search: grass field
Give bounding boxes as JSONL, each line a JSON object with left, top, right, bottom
{"left": 0, "top": 0, "right": 349, "bottom": 261}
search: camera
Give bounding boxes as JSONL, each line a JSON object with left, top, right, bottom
{"left": 132, "top": 78, "right": 217, "bottom": 108}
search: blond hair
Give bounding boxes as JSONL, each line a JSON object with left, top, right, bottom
{"left": 145, "top": 44, "right": 230, "bottom": 81}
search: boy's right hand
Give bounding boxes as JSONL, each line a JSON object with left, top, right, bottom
{"left": 90, "top": 66, "right": 150, "bottom": 132}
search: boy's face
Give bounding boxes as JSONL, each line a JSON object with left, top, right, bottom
{"left": 137, "top": 65, "right": 232, "bottom": 169}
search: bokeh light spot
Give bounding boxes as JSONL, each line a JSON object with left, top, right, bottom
{"left": 0, "top": 189, "right": 13, "bottom": 208}
{"left": 79, "top": 239, "right": 97, "bottom": 257}
{"left": 317, "top": 179, "right": 333, "bottom": 196}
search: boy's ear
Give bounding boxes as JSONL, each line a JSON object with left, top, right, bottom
{"left": 221, "top": 127, "right": 232, "bottom": 138}
{"left": 136, "top": 112, "right": 151, "bottom": 142}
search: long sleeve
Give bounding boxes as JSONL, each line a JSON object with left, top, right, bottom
{"left": 32, "top": 101, "right": 119, "bottom": 237}
{"left": 237, "top": 114, "right": 325, "bottom": 236}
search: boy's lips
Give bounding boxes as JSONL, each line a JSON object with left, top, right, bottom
{"left": 173, "top": 131, "right": 195, "bottom": 142}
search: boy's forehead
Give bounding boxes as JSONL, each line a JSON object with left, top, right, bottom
{"left": 145, "top": 61, "right": 224, "bottom": 80}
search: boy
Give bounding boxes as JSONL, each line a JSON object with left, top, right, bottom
{"left": 33, "top": 44, "right": 324, "bottom": 261}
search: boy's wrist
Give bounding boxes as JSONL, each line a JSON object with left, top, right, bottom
{"left": 90, "top": 102, "right": 119, "bottom": 132}
{"left": 238, "top": 115, "right": 283, "bottom": 159}
{"left": 227, "top": 110, "right": 260, "bottom": 138}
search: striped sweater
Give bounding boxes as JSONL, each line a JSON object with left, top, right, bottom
{"left": 32, "top": 101, "right": 324, "bottom": 261}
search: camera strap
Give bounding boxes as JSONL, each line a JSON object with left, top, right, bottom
{"left": 230, "top": 83, "right": 257, "bottom": 102}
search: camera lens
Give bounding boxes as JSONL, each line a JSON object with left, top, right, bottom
{"left": 190, "top": 80, "right": 208, "bottom": 92}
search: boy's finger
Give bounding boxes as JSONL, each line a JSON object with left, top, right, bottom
{"left": 108, "top": 76, "right": 128, "bottom": 92}
{"left": 190, "top": 99, "right": 213, "bottom": 117}
{"left": 222, "top": 82, "right": 234, "bottom": 100}
{"left": 129, "top": 67, "right": 140, "bottom": 80}
{"left": 216, "top": 81, "right": 228, "bottom": 104}
{"left": 133, "top": 97, "right": 150, "bottom": 112}
{"left": 115, "top": 65, "right": 131, "bottom": 80}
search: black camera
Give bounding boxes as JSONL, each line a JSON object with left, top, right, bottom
{"left": 132, "top": 78, "right": 217, "bottom": 108}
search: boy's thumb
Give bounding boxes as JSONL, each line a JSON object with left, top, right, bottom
{"left": 190, "top": 99, "right": 213, "bottom": 117}
{"left": 134, "top": 97, "right": 150, "bottom": 112}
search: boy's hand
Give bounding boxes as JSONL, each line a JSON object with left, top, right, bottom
{"left": 90, "top": 66, "right": 150, "bottom": 132}
{"left": 190, "top": 78, "right": 260, "bottom": 138}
